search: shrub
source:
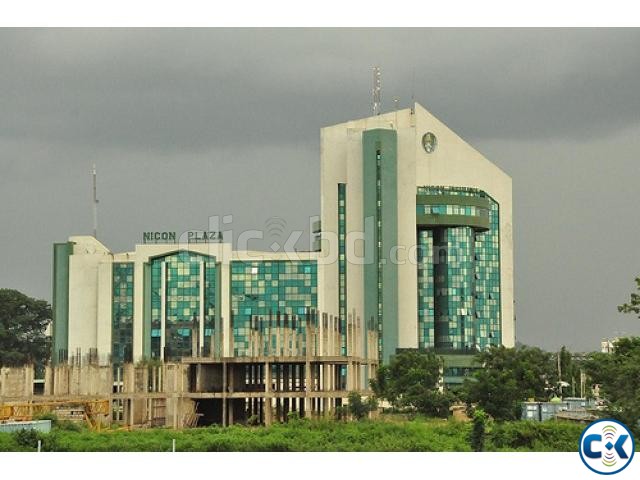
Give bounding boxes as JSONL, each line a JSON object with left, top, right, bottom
{"left": 0, "top": 416, "right": 600, "bottom": 452}
{"left": 12, "top": 428, "right": 43, "bottom": 449}
{"left": 486, "top": 421, "right": 584, "bottom": 451}
{"left": 347, "top": 392, "right": 376, "bottom": 420}
{"left": 246, "top": 414, "right": 260, "bottom": 426}
{"left": 286, "top": 411, "right": 301, "bottom": 423}
{"left": 469, "top": 408, "right": 487, "bottom": 452}
{"left": 34, "top": 412, "right": 59, "bottom": 427}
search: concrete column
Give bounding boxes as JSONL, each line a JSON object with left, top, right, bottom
{"left": 276, "top": 322, "right": 281, "bottom": 356}
{"left": 129, "top": 398, "right": 135, "bottom": 426}
{"left": 228, "top": 364, "right": 236, "bottom": 426}
{"left": 283, "top": 326, "right": 290, "bottom": 357}
{"left": 199, "top": 261, "right": 205, "bottom": 356}
{"left": 283, "top": 364, "right": 289, "bottom": 392}
{"left": 356, "top": 313, "right": 361, "bottom": 358}
{"left": 171, "top": 398, "right": 177, "bottom": 428}
{"left": 108, "top": 398, "right": 114, "bottom": 424}
{"left": 264, "top": 362, "right": 272, "bottom": 426}
{"left": 222, "top": 361, "right": 228, "bottom": 427}
{"left": 275, "top": 397, "right": 281, "bottom": 423}
{"left": 160, "top": 262, "right": 166, "bottom": 361}
{"left": 304, "top": 362, "right": 312, "bottom": 415}
{"left": 123, "top": 399, "right": 129, "bottom": 426}
{"left": 319, "top": 313, "right": 325, "bottom": 356}
{"left": 347, "top": 313, "right": 351, "bottom": 357}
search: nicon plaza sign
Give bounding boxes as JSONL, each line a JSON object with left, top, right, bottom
{"left": 142, "top": 231, "right": 223, "bottom": 244}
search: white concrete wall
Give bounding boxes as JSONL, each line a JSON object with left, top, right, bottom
{"left": 67, "top": 236, "right": 112, "bottom": 358}
{"left": 96, "top": 261, "right": 113, "bottom": 361}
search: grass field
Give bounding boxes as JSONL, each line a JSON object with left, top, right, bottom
{"left": 0, "top": 416, "right": 592, "bottom": 452}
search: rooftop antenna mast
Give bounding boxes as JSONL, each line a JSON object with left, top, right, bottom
{"left": 411, "top": 69, "right": 415, "bottom": 114}
{"left": 372, "top": 66, "right": 381, "bottom": 116}
{"left": 92, "top": 164, "right": 99, "bottom": 238}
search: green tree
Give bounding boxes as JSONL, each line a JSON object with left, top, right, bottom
{"left": 556, "top": 345, "right": 585, "bottom": 397}
{"left": 0, "top": 289, "right": 51, "bottom": 367}
{"left": 584, "top": 337, "right": 640, "bottom": 433}
{"left": 346, "top": 392, "right": 377, "bottom": 420}
{"left": 463, "top": 345, "right": 557, "bottom": 421}
{"left": 469, "top": 408, "right": 487, "bottom": 452}
{"left": 371, "top": 350, "right": 452, "bottom": 417}
{"left": 618, "top": 277, "right": 640, "bottom": 318}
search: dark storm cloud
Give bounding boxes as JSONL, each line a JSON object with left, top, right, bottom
{"left": 1, "top": 28, "right": 640, "bottom": 351}
{"left": 2, "top": 29, "right": 640, "bottom": 152}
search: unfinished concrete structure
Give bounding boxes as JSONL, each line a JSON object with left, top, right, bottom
{"left": 1, "top": 311, "right": 378, "bottom": 428}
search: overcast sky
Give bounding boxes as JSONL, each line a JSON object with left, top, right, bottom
{"left": 1, "top": 28, "right": 639, "bottom": 352}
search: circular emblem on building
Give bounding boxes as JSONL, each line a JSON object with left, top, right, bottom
{"left": 579, "top": 418, "right": 635, "bottom": 475}
{"left": 422, "top": 132, "right": 437, "bottom": 153}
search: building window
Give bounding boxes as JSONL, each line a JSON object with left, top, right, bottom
{"left": 112, "top": 263, "right": 134, "bottom": 364}
{"left": 416, "top": 186, "right": 501, "bottom": 351}
{"left": 150, "top": 251, "right": 217, "bottom": 360}
{"left": 338, "top": 183, "right": 347, "bottom": 354}
{"left": 230, "top": 260, "right": 318, "bottom": 356}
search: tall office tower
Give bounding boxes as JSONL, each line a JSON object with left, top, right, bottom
{"left": 317, "top": 103, "right": 513, "bottom": 385}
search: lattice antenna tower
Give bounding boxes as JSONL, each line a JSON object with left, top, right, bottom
{"left": 92, "top": 164, "right": 99, "bottom": 238}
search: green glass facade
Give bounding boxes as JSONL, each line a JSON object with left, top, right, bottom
{"left": 112, "top": 263, "right": 134, "bottom": 364}
{"left": 231, "top": 260, "right": 317, "bottom": 356}
{"left": 475, "top": 193, "right": 501, "bottom": 350}
{"left": 417, "top": 230, "right": 434, "bottom": 348}
{"left": 363, "top": 129, "right": 399, "bottom": 363}
{"left": 149, "top": 251, "right": 218, "bottom": 360}
{"left": 52, "top": 242, "right": 72, "bottom": 364}
{"left": 338, "top": 183, "right": 347, "bottom": 354}
{"left": 416, "top": 186, "right": 501, "bottom": 352}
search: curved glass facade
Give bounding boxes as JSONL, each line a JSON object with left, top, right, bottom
{"left": 417, "top": 186, "right": 501, "bottom": 352}
{"left": 149, "top": 251, "right": 218, "bottom": 360}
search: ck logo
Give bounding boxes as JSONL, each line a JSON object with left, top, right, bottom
{"left": 579, "top": 419, "right": 635, "bottom": 475}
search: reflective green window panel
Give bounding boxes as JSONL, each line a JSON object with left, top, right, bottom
{"left": 475, "top": 197, "right": 501, "bottom": 349}
{"left": 112, "top": 263, "right": 134, "bottom": 364}
{"left": 433, "top": 226, "right": 476, "bottom": 351}
{"left": 149, "top": 251, "right": 217, "bottom": 360}
{"left": 417, "top": 230, "right": 434, "bottom": 348}
{"left": 416, "top": 186, "right": 501, "bottom": 352}
{"left": 231, "top": 260, "right": 317, "bottom": 356}
{"left": 338, "top": 183, "right": 347, "bottom": 354}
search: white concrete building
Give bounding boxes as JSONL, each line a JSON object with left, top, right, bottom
{"left": 53, "top": 103, "right": 514, "bottom": 385}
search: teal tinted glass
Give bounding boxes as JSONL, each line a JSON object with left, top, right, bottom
{"left": 112, "top": 263, "right": 134, "bottom": 364}
{"left": 149, "top": 251, "right": 217, "bottom": 359}
{"left": 230, "top": 260, "right": 317, "bottom": 356}
{"left": 416, "top": 186, "right": 501, "bottom": 352}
